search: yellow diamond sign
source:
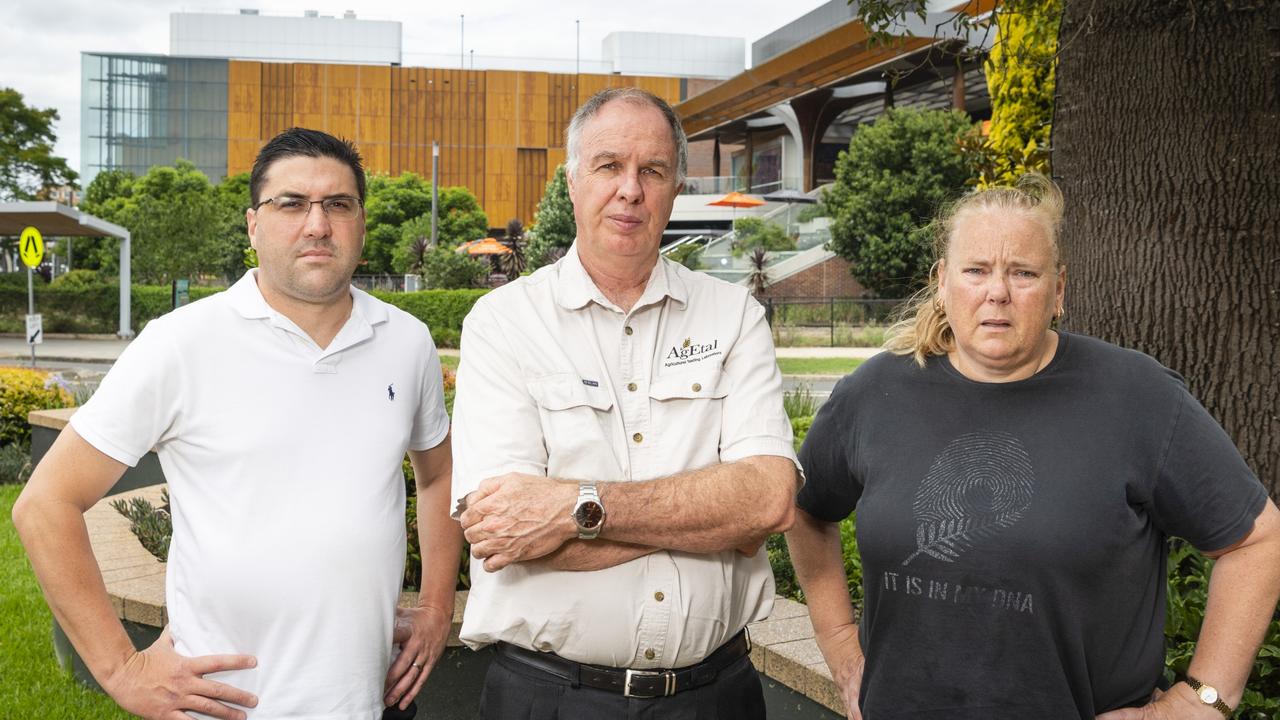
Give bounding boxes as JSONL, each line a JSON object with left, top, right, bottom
{"left": 20, "top": 226, "right": 44, "bottom": 269}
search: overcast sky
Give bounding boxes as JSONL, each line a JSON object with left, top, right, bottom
{"left": 2, "top": 0, "right": 832, "bottom": 178}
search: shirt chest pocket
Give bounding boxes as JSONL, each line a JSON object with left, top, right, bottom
{"left": 527, "top": 375, "right": 617, "bottom": 473}
{"left": 647, "top": 370, "right": 733, "bottom": 463}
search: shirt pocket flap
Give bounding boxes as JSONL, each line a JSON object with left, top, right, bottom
{"left": 528, "top": 375, "right": 615, "bottom": 412}
{"left": 649, "top": 370, "right": 733, "bottom": 400}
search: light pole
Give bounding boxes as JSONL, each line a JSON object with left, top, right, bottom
{"left": 431, "top": 141, "right": 440, "bottom": 247}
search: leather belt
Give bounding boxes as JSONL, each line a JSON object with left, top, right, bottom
{"left": 495, "top": 630, "right": 752, "bottom": 699}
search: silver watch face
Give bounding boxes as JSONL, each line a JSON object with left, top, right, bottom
{"left": 1198, "top": 686, "right": 1219, "bottom": 704}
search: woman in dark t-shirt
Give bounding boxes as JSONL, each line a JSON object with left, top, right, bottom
{"left": 785, "top": 174, "right": 1280, "bottom": 720}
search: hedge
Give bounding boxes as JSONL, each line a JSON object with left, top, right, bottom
{"left": 0, "top": 282, "right": 487, "bottom": 347}
{"left": 0, "top": 285, "right": 221, "bottom": 334}
{"left": 371, "top": 288, "right": 488, "bottom": 348}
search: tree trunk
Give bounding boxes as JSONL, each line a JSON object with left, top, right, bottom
{"left": 1053, "top": 0, "right": 1280, "bottom": 497}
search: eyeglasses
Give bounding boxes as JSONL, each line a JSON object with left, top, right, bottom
{"left": 254, "top": 195, "right": 363, "bottom": 221}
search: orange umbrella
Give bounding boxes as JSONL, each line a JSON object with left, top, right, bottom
{"left": 706, "top": 191, "right": 765, "bottom": 209}
{"left": 707, "top": 191, "right": 765, "bottom": 231}
{"left": 456, "top": 238, "right": 512, "bottom": 255}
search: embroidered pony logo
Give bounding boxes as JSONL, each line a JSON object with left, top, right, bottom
{"left": 387, "top": 384, "right": 396, "bottom": 401}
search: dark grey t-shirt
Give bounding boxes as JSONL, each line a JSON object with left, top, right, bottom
{"left": 796, "top": 332, "right": 1267, "bottom": 720}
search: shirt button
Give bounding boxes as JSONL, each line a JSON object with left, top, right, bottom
{"left": 654, "top": 591, "right": 665, "bottom": 602}
{"left": 691, "top": 383, "right": 702, "bottom": 392}
{"left": 644, "top": 648, "right": 656, "bottom": 660}
{"left": 624, "top": 326, "right": 634, "bottom": 336}
{"left": 632, "top": 432, "right": 643, "bottom": 443}
{"left": 627, "top": 382, "right": 637, "bottom": 392}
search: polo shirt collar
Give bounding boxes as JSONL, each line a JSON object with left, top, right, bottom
{"left": 227, "top": 269, "right": 389, "bottom": 349}
{"left": 555, "top": 242, "right": 688, "bottom": 312}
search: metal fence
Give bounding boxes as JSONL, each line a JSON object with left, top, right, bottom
{"left": 351, "top": 274, "right": 408, "bottom": 293}
{"left": 764, "top": 297, "right": 908, "bottom": 347}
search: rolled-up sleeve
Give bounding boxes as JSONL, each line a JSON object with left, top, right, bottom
{"left": 450, "top": 300, "right": 549, "bottom": 514}
{"left": 718, "top": 298, "right": 799, "bottom": 471}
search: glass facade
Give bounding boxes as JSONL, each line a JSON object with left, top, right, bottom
{"left": 81, "top": 53, "right": 228, "bottom": 187}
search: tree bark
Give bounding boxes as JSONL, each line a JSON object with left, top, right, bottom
{"left": 1053, "top": 0, "right": 1280, "bottom": 497}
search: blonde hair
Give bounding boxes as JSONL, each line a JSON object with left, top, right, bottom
{"left": 883, "top": 172, "right": 1065, "bottom": 366}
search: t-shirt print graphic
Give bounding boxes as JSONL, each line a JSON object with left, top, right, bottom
{"left": 902, "top": 431, "right": 1035, "bottom": 566}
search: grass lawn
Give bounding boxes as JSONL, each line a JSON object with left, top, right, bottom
{"left": 439, "top": 354, "right": 459, "bottom": 371}
{"left": 0, "top": 483, "right": 133, "bottom": 718}
{"left": 776, "top": 357, "right": 864, "bottom": 377}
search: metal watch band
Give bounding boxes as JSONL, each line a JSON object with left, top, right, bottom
{"left": 573, "top": 481, "right": 604, "bottom": 539}
{"left": 1185, "top": 675, "right": 1233, "bottom": 719}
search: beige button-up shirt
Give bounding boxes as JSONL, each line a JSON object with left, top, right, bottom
{"left": 452, "top": 244, "right": 798, "bottom": 669}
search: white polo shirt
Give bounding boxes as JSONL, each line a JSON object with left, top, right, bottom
{"left": 71, "top": 270, "right": 450, "bottom": 720}
{"left": 452, "top": 244, "right": 797, "bottom": 669}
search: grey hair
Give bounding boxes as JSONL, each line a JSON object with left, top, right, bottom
{"left": 564, "top": 87, "right": 688, "bottom": 184}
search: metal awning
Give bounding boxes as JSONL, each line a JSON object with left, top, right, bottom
{"left": 0, "top": 201, "right": 135, "bottom": 338}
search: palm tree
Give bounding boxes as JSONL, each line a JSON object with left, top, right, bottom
{"left": 746, "top": 246, "right": 769, "bottom": 297}
{"left": 498, "top": 219, "right": 528, "bottom": 278}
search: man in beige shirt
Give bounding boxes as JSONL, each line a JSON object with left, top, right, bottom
{"left": 452, "top": 88, "right": 801, "bottom": 718}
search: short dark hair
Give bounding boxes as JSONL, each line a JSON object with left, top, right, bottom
{"left": 249, "top": 128, "right": 366, "bottom": 207}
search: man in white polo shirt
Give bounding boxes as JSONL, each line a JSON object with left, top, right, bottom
{"left": 452, "top": 88, "right": 801, "bottom": 718}
{"left": 14, "top": 128, "right": 460, "bottom": 720}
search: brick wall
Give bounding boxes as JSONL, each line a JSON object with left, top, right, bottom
{"left": 757, "top": 255, "right": 869, "bottom": 299}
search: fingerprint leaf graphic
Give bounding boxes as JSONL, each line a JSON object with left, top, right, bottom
{"left": 902, "top": 432, "right": 1035, "bottom": 567}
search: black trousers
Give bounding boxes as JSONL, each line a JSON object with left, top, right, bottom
{"left": 382, "top": 700, "right": 418, "bottom": 719}
{"left": 479, "top": 652, "right": 766, "bottom": 720}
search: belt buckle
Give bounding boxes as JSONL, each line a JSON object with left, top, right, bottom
{"left": 623, "top": 668, "right": 676, "bottom": 698}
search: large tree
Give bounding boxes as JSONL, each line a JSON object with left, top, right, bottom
{"left": 856, "top": 0, "right": 1279, "bottom": 497}
{"left": 80, "top": 160, "right": 238, "bottom": 283}
{"left": 0, "top": 88, "right": 77, "bottom": 201}
{"left": 525, "top": 164, "right": 576, "bottom": 269}
{"left": 1053, "top": 1, "right": 1278, "bottom": 496}
{"left": 825, "top": 107, "right": 974, "bottom": 297}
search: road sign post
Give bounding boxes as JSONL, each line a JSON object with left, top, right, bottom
{"left": 20, "top": 226, "right": 45, "bottom": 367}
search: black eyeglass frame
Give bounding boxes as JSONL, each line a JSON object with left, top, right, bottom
{"left": 252, "top": 195, "right": 364, "bottom": 216}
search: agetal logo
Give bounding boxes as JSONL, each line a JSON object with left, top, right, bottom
{"left": 667, "top": 336, "right": 719, "bottom": 362}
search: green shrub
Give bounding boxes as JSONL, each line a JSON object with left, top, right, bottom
{"left": 110, "top": 489, "right": 171, "bottom": 563}
{"left": 0, "top": 443, "right": 32, "bottom": 484}
{"left": 50, "top": 269, "right": 103, "bottom": 289}
{"left": 0, "top": 284, "right": 222, "bottom": 334}
{"left": 783, "top": 384, "right": 819, "bottom": 419}
{"left": 0, "top": 283, "right": 483, "bottom": 342}
{"left": 825, "top": 107, "right": 975, "bottom": 297}
{"left": 0, "top": 368, "right": 72, "bottom": 447}
{"left": 372, "top": 289, "right": 487, "bottom": 349}
{"left": 419, "top": 247, "right": 489, "bottom": 290}
{"left": 770, "top": 515, "right": 862, "bottom": 611}
{"left": 666, "top": 242, "right": 704, "bottom": 270}
{"left": 790, "top": 415, "right": 813, "bottom": 453}
{"left": 1165, "top": 540, "right": 1280, "bottom": 717}
{"left": 731, "top": 217, "right": 795, "bottom": 257}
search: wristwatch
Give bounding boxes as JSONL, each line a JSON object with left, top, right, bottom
{"left": 572, "top": 480, "right": 606, "bottom": 540}
{"left": 1185, "top": 675, "right": 1232, "bottom": 718}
